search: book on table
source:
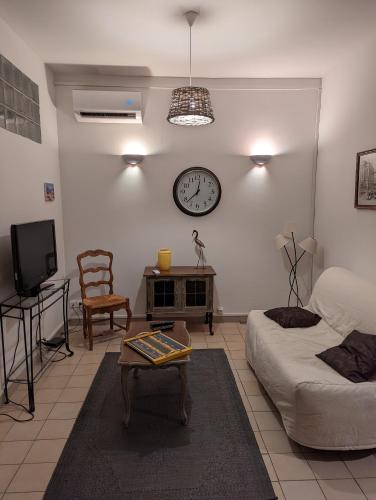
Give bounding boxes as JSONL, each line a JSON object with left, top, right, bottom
{"left": 123, "top": 330, "right": 192, "bottom": 365}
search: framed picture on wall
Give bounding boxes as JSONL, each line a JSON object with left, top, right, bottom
{"left": 355, "top": 148, "right": 376, "bottom": 209}
{"left": 44, "top": 182, "right": 55, "bottom": 201}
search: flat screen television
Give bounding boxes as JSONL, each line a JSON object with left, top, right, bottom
{"left": 11, "top": 219, "right": 57, "bottom": 296}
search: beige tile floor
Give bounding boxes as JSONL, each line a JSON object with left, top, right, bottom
{"left": 0, "top": 322, "right": 375, "bottom": 499}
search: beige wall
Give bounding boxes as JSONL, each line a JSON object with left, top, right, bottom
{"left": 56, "top": 77, "right": 321, "bottom": 316}
{"left": 315, "top": 34, "right": 376, "bottom": 283}
{"left": 0, "top": 17, "right": 65, "bottom": 372}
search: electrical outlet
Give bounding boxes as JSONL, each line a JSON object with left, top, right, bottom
{"left": 70, "top": 299, "right": 82, "bottom": 309}
{"left": 217, "top": 306, "right": 224, "bottom": 313}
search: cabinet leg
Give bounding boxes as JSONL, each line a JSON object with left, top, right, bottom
{"left": 178, "top": 364, "right": 189, "bottom": 425}
{"left": 208, "top": 312, "right": 214, "bottom": 335}
{"left": 23, "top": 311, "right": 35, "bottom": 413}
{"left": 0, "top": 315, "right": 9, "bottom": 404}
{"left": 87, "top": 311, "right": 93, "bottom": 351}
{"left": 125, "top": 300, "right": 132, "bottom": 332}
{"left": 146, "top": 313, "right": 153, "bottom": 321}
{"left": 82, "top": 308, "right": 87, "bottom": 338}
{"left": 121, "top": 366, "right": 132, "bottom": 427}
{"left": 205, "top": 312, "right": 209, "bottom": 324}
{"left": 27, "top": 385, "right": 35, "bottom": 414}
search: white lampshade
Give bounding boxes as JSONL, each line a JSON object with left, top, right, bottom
{"left": 275, "top": 233, "right": 290, "bottom": 250}
{"left": 283, "top": 222, "right": 298, "bottom": 235}
{"left": 298, "top": 237, "right": 318, "bottom": 255}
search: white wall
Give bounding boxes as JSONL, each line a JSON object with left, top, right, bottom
{"left": 0, "top": 17, "right": 65, "bottom": 373}
{"left": 315, "top": 34, "right": 376, "bottom": 283}
{"left": 56, "top": 77, "right": 321, "bottom": 316}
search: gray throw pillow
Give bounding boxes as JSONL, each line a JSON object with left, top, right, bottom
{"left": 264, "top": 307, "right": 321, "bottom": 328}
{"left": 316, "top": 330, "right": 376, "bottom": 383}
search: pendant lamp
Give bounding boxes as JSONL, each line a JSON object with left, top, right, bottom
{"left": 167, "top": 11, "right": 214, "bottom": 126}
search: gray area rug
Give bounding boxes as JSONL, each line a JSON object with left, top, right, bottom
{"left": 44, "top": 350, "right": 276, "bottom": 500}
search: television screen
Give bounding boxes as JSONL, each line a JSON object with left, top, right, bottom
{"left": 11, "top": 219, "right": 57, "bottom": 296}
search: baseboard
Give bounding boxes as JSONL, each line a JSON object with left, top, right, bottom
{"left": 69, "top": 313, "right": 248, "bottom": 325}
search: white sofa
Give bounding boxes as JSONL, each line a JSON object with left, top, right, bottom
{"left": 245, "top": 267, "right": 376, "bottom": 450}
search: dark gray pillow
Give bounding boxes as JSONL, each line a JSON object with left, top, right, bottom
{"left": 264, "top": 307, "right": 321, "bottom": 328}
{"left": 316, "top": 330, "right": 376, "bottom": 383}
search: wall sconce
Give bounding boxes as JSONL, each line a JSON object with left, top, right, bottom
{"left": 250, "top": 155, "right": 272, "bottom": 166}
{"left": 122, "top": 154, "right": 144, "bottom": 166}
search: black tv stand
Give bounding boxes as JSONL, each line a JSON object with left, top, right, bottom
{"left": 40, "top": 282, "right": 55, "bottom": 292}
{"left": 0, "top": 279, "right": 73, "bottom": 413}
{"left": 19, "top": 282, "right": 54, "bottom": 298}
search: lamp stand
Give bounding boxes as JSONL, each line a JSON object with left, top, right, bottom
{"left": 283, "top": 232, "right": 305, "bottom": 307}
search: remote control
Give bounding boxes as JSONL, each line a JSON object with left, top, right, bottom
{"left": 150, "top": 321, "right": 175, "bottom": 329}
{"left": 152, "top": 269, "right": 160, "bottom": 275}
{"left": 157, "top": 325, "right": 174, "bottom": 332}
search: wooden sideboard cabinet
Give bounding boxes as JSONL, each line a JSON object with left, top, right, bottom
{"left": 143, "top": 266, "right": 216, "bottom": 335}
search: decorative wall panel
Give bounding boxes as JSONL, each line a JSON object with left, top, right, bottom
{"left": 0, "top": 55, "right": 41, "bottom": 143}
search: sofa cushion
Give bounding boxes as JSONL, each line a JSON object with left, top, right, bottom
{"left": 264, "top": 306, "right": 321, "bottom": 328}
{"left": 316, "top": 330, "right": 376, "bottom": 383}
{"left": 308, "top": 267, "right": 376, "bottom": 337}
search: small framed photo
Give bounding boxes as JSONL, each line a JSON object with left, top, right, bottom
{"left": 355, "top": 148, "right": 376, "bottom": 209}
{"left": 44, "top": 182, "right": 55, "bottom": 201}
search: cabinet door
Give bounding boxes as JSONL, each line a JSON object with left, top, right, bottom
{"left": 183, "top": 278, "right": 208, "bottom": 311}
{"left": 151, "top": 278, "right": 179, "bottom": 312}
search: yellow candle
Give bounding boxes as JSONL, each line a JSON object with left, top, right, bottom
{"left": 157, "top": 248, "right": 172, "bottom": 271}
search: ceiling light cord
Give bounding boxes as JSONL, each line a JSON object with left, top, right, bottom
{"left": 189, "top": 24, "right": 192, "bottom": 87}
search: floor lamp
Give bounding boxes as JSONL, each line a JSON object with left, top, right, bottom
{"left": 275, "top": 226, "right": 318, "bottom": 307}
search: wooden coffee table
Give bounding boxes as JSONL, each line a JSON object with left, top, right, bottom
{"left": 118, "top": 321, "right": 191, "bottom": 427}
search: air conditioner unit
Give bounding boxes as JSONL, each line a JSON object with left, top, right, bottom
{"left": 72, "top": 90, "right": 142, "bottom": 124}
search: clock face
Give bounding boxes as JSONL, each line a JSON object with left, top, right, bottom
{"left": 173, "top": 167, "right": 221, "bottom": 217}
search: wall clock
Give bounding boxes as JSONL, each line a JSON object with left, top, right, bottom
{"left": 173, "top": 167, "right": 221, "bottom": 217}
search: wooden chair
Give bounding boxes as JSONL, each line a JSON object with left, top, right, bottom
{"left": 77, "top": 249, "right": 132, "bottom": 350}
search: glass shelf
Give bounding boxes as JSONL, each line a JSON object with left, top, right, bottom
{"left": 0, "top": 279, "right": 69, "bottom": 312}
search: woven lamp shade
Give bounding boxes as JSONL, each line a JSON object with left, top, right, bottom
{"left": 167, "top": 86, "right": 214, "bottom": 126}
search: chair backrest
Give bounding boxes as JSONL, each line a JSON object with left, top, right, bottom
{"left": 77, "top": 249, "right": 114, "bottom": 299}
{"left": 309, "top": 266, "right": 376, "bottom": 337}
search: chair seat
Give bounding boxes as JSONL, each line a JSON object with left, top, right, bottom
{"left": 83, "top": 294, "right": 128, "bottom": 309}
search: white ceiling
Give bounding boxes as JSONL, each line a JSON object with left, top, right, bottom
{"left": 1, "top": 0, "right": 376, "bottom": 78}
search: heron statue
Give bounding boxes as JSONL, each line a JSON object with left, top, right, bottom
{"left": 192, "top": 230, "right": 206, "bottom": 268}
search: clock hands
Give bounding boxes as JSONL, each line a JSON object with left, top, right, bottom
{"left": 186, "top": 179, "right": 201, "bottom": 203}
{"left": 186, "top": 192, "right": 198, "bottom": 203}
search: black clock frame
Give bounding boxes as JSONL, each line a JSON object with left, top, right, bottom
{"left": 173, "top": 167, "right": 222, "bottom": 217}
